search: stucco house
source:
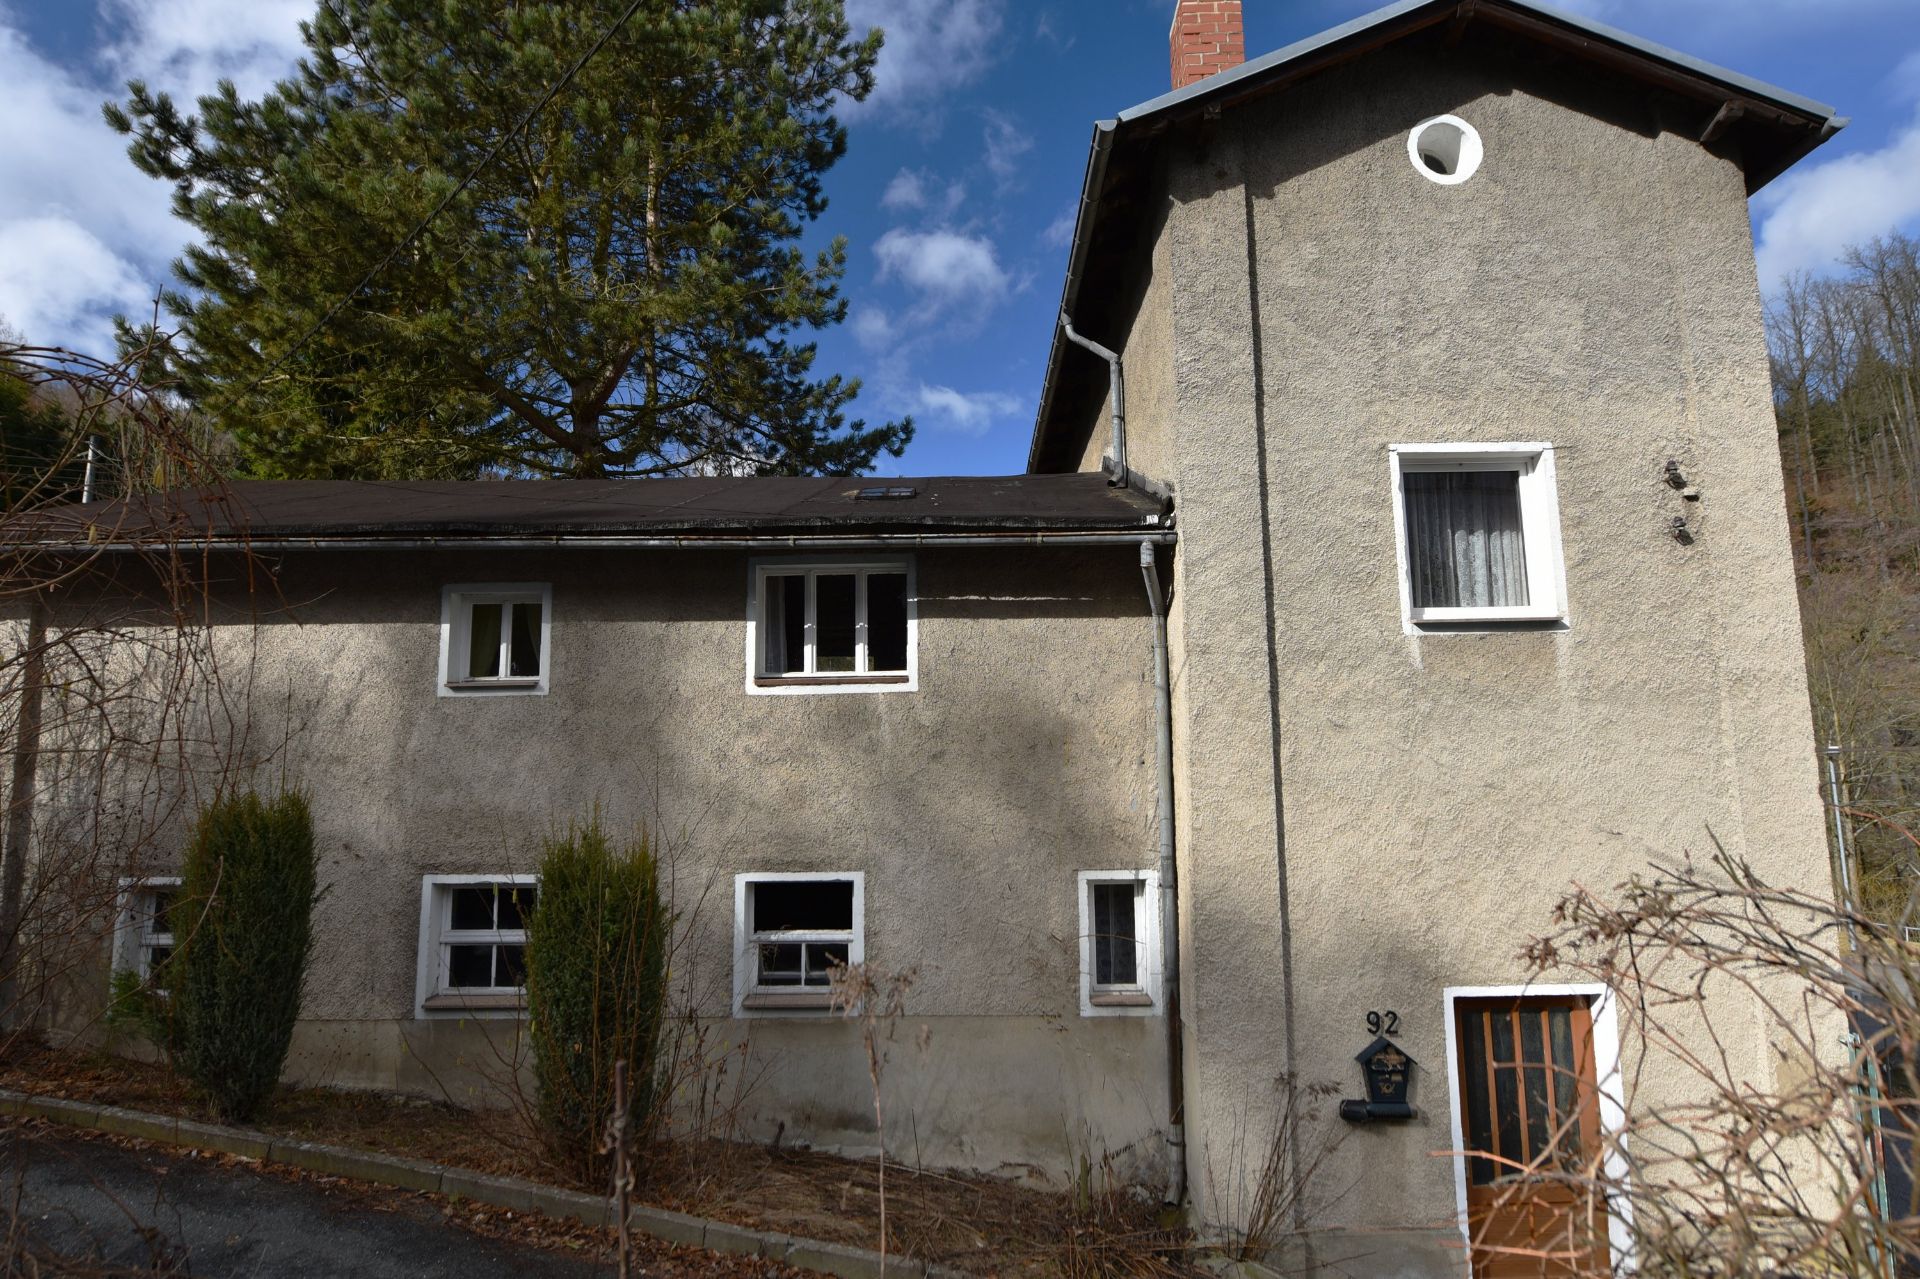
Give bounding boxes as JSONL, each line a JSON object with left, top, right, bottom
{"left": 17, "top": 0, "right": 1849, "bottom": 1272}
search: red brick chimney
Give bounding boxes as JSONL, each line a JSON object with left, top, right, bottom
{"left": 1170, "top": 0, "right": 1245, "bottom": 90}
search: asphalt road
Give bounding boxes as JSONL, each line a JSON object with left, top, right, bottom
{"left": 1, "top": 1125, "right": 615, "bottom": 1277}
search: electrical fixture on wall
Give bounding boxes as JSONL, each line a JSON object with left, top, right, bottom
{"left": 1665, "top": 459, "right": 1701, "bottom": 544}
{"left": 1664, "top": 459, "right": 1701, "bottom": 501}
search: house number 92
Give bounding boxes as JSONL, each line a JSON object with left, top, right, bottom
{"left": 1366, "top": 1010, "right": 1400, "bottom": 1036}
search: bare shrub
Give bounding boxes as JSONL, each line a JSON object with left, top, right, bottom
{"left": 1516, "top": 839, "right": 1910, "bottom": 1276}
{"left": 1048, "top": 1140, "right": 1190, "bottom": 1279}
{"left": 1202, "top": 1076, "right": 1348, "bottom": 1265}
{"left": 829, "top": 960, "right": 918, "bottom": 1271}
{"left": 1, "top": 335, "right": 280, "bottom": 1066}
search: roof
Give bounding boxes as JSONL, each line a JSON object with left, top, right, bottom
{"left": 25, "top": 475, "right": 1172, "bottom": 548}
{"left": 1028, "top": 0, "right": 1846, "bottom": 473}
{"left": 1126, "top": 0, "right": 1840, "bottom": 131}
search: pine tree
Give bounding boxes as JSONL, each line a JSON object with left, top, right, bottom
{"left": 105, "top": 1, "right": 909, "bottom": 479}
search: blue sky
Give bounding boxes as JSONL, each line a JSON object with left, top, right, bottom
{"left": 2, "top": 0, "right": 1918, "bottom": 477}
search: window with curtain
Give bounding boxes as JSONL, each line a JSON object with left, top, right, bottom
{"left": 1403, "top": 469, "right": 1530, "bottom": 609}
{"left": 1392, "top": 445, "right": 1565, "bottom": 626}
{"left": 441, "top": 584, "right": 551, "bottom": 693}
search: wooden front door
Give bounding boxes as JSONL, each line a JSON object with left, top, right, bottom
{"left": 1454, "top": 996, "right": 1611, "bottom": 1277}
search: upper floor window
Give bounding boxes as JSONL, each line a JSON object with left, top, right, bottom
{"left": 747, "top": 559, "right": 916, "bottom": 694}
{"left": 1390, "top": 445, "right": 1565, "bottom": 629}
{"left": 440, "top": 584, "right": 551, "bottom": 695}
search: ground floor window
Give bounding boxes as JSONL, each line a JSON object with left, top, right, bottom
{"left": 1077, "top": 870, "right": 1160, "bottom": 1015}
{"left": 415, "top": 876, "right": 537, "bottom": 1015}
{"left": 733, "top": 872, "right": 864, "bottom": 1013}
{"left": 114, "top": 877, "right": 179, "bottom": 992}
{"left": 1449, "top": 990, "right": 1615, "bottom": 1277}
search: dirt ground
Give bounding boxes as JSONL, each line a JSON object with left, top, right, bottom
{"left": 0, "top": 1041, "right": 1188, "bottom": 1275}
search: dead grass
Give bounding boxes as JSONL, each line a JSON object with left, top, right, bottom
{"left": 0, "top": 1040, "right": 1192, "bottom": 1276}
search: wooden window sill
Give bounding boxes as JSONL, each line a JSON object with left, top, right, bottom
{"left": 1090, "top": 991, "right": 1154, "bottom": 1008}
{"left": 753, "top": 674, "right": 909, "bottom": 688}
{"left": 741, "top": 991, "right": 834, "bottom": 1011}
{"left": 423, "top": 992, "right": 526, "bottom": 1012}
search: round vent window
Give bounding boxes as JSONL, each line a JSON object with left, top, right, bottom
{"left": 1408, "top": 115, "right": 1482, "bottom": 185}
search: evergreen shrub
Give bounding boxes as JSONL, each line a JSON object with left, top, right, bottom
{"left": 169, "top": 789, "right": 319, "bottom": 1122}
{"left": 526, "top": 816, "right": 670, "bottom": 1178}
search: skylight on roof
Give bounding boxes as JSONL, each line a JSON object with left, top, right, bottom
{"left": 854, "top": 486, "right": 917, "bottom": 501}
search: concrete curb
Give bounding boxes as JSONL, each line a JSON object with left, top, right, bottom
{"left": 0, "top": 1088, "right": 961, "bottom": 1279}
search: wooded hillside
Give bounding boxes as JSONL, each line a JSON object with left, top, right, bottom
{"left": 1769, "top": 232, "right": 1920, "bottom": 921}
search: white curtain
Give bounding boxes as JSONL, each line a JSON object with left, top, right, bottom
{"left": 1404, "top": 470, "right": 1529, "bottom": 608}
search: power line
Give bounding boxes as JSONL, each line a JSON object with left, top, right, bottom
{"left": 230, "top": 0, "right": 653, "bottom": 405}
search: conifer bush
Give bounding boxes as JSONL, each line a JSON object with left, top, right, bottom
{"left": 169, "top": 790, "right": 319, "bottom": 1122}
{"left": 525, "top": 817, "right": 671, "bottom": 1179}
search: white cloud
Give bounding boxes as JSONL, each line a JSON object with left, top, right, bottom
{"left": 0, "top": 5, "right": 307, "bottom": 353}
{"left": 1552, "top": 0, "right": 1899, "bottom": 16}
{"left": 912, "top": 383, "right": 1024, "bottom": 435}
{"left": 844, "top": 0, "right": 1004, "bottom": 121}
{"left": 873, "top": 228, "right": 1011, "bottom": 310}
{"left": 0, "top": 24, "right": 180, "bottom": 350}
{"left": 0, "top": 217, "right": 154, "bottom": 356}
{"left": 1753, "top": 105, "right": 1920, "bottom": 287}
{"left": 881, "top": 169, "right": 928, "bottom": 211}
{"left": 850, "top": 304, "right": 897, "bottom": 350}
{"left": 1041, "top": 209, "right": 1076, "bottom": 251}
{"left": 881, "top": 167, "right": 967, "bottom": 220}
{"left": 982, "top": 109, "right": 1033, "bottom": 188}
{"left": 1893, "top": 48, "right": 1920, "bottom": 100}
{"left": 101, "top": 0, "right": 310, "bottom": 103}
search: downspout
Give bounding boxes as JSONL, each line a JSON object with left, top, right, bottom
{"left": 1061, "top": 313, "right": 1127, "bottom": 488}
{"left": 1139, "top": 539, "right": 1186, "bottom": 1204}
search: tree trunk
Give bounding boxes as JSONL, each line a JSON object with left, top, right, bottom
{"left": 0, "top": 597, "right": 49, "bottom": 1032}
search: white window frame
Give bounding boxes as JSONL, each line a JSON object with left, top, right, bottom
{"left": 112, "top": 876, "right": 180, "bottom": 989}
{"left": 1389, "top": 444, "right": 1566, "bottom": 631}
{"left": 1077, "top": 869, "right": 1162, "bottom": 1017}
{"left": 1440, "top": 983, "right": 1634, "bottom": 1274}
{"left": 744, "top": 557, "right": 917, "bottom": 695}
{"left": 732, "top": 872, "right": 865, "bottom": 1016}
{"left": 413, "top": 874, "right": 538, "bottom": 1018}
{"left": 438, "top": 583, "right": 552, "bottom": 696}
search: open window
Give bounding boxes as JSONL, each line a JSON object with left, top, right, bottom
{"left": 1390, "top": 444, "right": 1565, "bottom": 628}
{"left": 415, "top": 876, "right": 538, "bottom": 1015}
{"left": 439, "top": 584, "right": 551, "bottom": 695}
{"left": 1078, "top": 870, "right": 1161, "bottom": 1016}
{"left": 113, "top": 876, "right": 179, "bottom": 994}
{"left": 748, "top": 559, "right": 915, "bottom": 693}
{"left": 733, "top": 873, "right": 864, "bottom": 1013}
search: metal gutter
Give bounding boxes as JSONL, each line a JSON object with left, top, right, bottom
{"left": 1027, "top": 122, "right": 1118, "bottom": 476}
{"left": 36, "top": 530, "right": 1177, "bottom": 554}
